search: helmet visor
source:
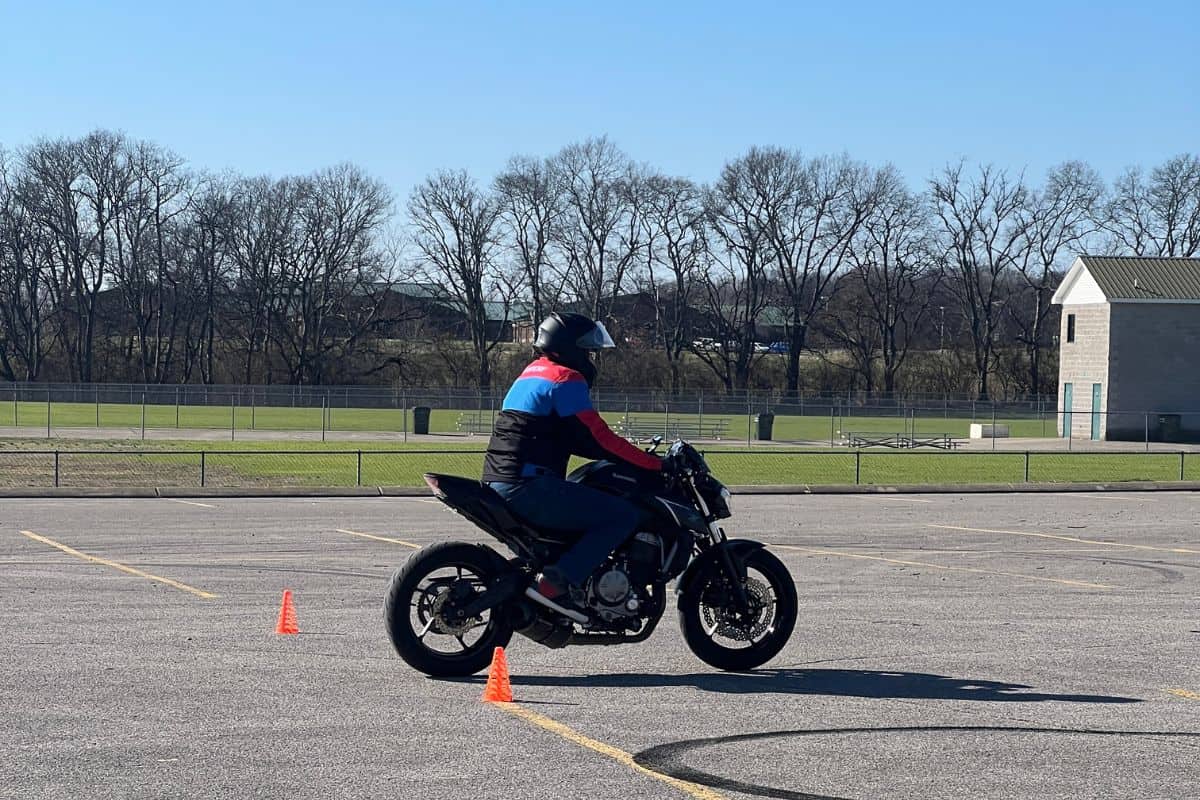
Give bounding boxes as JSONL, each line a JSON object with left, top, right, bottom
{"left": 576, "top": 321, "right": 616, "bottom": 350}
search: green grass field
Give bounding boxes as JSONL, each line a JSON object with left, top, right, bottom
{"left": 0, "top": 438, "right": 1194, "bottom": 489}
{"left": 3, "top": 398, "right": 1056, "bottom": 442}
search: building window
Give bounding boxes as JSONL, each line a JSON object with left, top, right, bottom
{"left": 1066, "top": 314, "right": 1076, "bottom": 343}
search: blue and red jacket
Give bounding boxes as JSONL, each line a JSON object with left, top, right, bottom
{"left": 482, "top": 357, "right": 662, "bottom": 483}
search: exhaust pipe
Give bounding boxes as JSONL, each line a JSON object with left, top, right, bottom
{"left": 523, "top": 587, "right": 588, "bottom": 624}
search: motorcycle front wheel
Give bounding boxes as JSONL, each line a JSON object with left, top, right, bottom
{"left": 384, "top": 541, "right": 513, "bottom": 677}
{"left": 678, "top": 548, "right": 797, "bottom": 671}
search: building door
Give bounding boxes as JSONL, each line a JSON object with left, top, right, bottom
{"left": 1091, "top": 383, "right": 1102, "bottom": 441}
{"left": 1062, "top": 383, "right": 1073, "bottom": 438}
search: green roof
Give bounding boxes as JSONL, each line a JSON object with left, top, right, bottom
{"left": 1079, "top": 255, "right": 1200, "bottom": 301}
{"left": 362, "top": 282, "right": 527, "bottom": 321}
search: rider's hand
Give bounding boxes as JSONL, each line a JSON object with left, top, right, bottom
{"left": 659, "top": 452, "right": 679, "bottom": 479}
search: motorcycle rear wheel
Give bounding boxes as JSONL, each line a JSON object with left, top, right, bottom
{"left": 678, "top": 548, "right": 797, "bottom": 671}
{"left": 384, "top": 541, "right": 513, "bottom": 677}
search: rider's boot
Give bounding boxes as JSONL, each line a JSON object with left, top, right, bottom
{"left": 534, "top": 566, "right": 585, "bottom": 607}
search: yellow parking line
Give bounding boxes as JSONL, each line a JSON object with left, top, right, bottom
{"left": 773, "top": 544, "right": 1114, "bottom": 589}
{"left": 1165, "top": 688, "right": 1200, "bottom": 701}
{"left": 335, "top": 528, "right": 421, "bottom": 549}
{"left": 18, "top": 530, "right": 218, "bottom": 599}
{"left": 929, "top": 524, "right": 1200, "bottom": 555}
{"left": 495, "top": 703, "right": 725, "bottom": 800}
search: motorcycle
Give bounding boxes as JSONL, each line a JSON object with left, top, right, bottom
{"left": 383, "top": 439, "right": 797, "bottom": 677}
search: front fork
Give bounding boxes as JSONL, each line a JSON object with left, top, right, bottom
{"left": 715, "top": 539, "right": 753, "bottom": 614}
{"left": 685, "top": 474, "right": 752, "bottom": 615}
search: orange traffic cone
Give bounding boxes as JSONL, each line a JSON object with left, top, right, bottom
{"left": 275, "top": 589, "right": 299, "bottom": 635}
{"left": 481, "top": 646, "right": 513, "bottom": 703}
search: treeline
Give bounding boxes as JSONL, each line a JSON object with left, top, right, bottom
{"left": 1, "top": 131, "right": 1197, "bottom": 398}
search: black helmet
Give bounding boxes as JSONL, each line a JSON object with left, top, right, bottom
{"left": 534, "top": 312, "right": 615, "bottom": 383}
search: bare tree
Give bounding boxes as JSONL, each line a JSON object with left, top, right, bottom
{"left": 638, "top": 174, "right": 707, "bottom": 392}
{"left": 174, "top": 177, "right": 233, "bottom": 383}
{"left": 699, "top": 160, "right": 774, "bottom": 390}
{"left": 267, "top": 165, "right": 393, "bottom": 385}
{"left": 494, "top": 155, "right": 564, "bottom": 323}
{"left": 818, "top": 281, "right": 881, "bottom": 392}
{"left": 742, "top": 148, "right": 877, "bottom": 396}
{"left": 1014, "top": 161, "right": 1102, "bottom": 395}
{"left": 1104, "top": 154, "right": 1200, "bottom": 257}
{"left": 829, "top": 167, "right": 938, "bottom": 394}
{"left": 409, "top": 170, "right": 505, "bottom": 390}
{"left": 226, "top": 176, "right": 299, "bottom": 382}
{"left": 107, "top": 139, "right": 190, "bottom": 382}
{"left": 18, "top": 132, "right": 136, "bottom": 381}
{"left": 0, "top": 149, "right": 58, "bottom": 380}
{"left": 550, "top": 137, "right": 644, "bottom": 320}
{"left": 930, "top": 162, "right": 1030, "bottom": 400}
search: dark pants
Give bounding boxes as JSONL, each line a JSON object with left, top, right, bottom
{"left": 491, "top": 476, "right": 639, "bottom": 586}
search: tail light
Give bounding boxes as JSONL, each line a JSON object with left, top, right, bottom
{"left": 423, "top": 474, "right": 445, "bottom": 498}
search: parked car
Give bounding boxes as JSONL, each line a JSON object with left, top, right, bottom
{"left": 691, "top": 337, "right": 721, "bottom": 351}
{"left": 752, "top": 342, "right": 771, "bottom": 353}
{"left": 767, "top": 341, "right": 789, "bottom": 354}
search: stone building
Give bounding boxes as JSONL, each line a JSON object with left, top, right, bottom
{"left": 1052, "top": 255, "right": 1200, "bottom": 441}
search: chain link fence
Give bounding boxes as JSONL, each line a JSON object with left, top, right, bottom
{"left": 4, "top": 382, "right": 1200, "bottom": 449}
{"left": 0, "top": 380, "right": 1063, "bottom": 444}
{"left": 1, "top": 449, "right": 1196, "bottom": 489}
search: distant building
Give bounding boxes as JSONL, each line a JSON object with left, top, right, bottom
{"left": 372, "top": 283, "right": 529, "bottom": 342}
{"left": 1051, "top": 255, "right": 1200, "bottom": 441}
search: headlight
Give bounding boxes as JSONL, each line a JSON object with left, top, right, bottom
{"left": 719, "top": 486, "right": 733, "bottom": 513}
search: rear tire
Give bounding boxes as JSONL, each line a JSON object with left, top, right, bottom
{"left": 678, "top": 548, "right": 797, "bottom": 671}
{"left": 384, "top": 541, "right": 513, "bottom": 677}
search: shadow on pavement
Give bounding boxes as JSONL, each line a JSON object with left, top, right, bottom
{"left": 455, "top": 668, "right": 1140, "bottom": 703}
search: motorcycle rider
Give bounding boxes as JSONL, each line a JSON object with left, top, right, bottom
{"left": 483, "top": 312, "right": 663, "bottom": 604}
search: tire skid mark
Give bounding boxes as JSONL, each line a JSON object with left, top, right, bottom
{"left": 634, "top": 726, "right": 1200, "bottom": 800}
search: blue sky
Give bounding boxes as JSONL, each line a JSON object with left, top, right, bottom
{"left": 2, "top": 0, "right": 1196, "bottom": 197}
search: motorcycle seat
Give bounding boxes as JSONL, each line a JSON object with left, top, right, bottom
{"left": 423, "top": 474, "right": 581, "bottom": 544}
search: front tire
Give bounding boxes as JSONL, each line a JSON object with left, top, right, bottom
{"left": 384, "top": 541, "right": 513, "bottom": 677}
{"left": 679, "top": 548, "right": 797, "bottom": 671}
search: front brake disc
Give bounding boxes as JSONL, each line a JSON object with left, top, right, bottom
{"left": 701, "top": 576, "right": 774, "bottom": 641}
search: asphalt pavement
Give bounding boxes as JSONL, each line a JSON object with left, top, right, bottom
{"left": 2, "top": 492, "right": 1198, "bottom": 799}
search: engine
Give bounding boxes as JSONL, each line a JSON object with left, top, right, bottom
{"left": 585, "top": 532, "right": 663, "bottom": 622}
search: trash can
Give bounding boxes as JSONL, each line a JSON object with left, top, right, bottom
{"left": 756, "top": 412, "right": 775, "bottom": 441}
{"left": 1157, "top": 414, "right": 1182, "bottom": 442}
{"left": 412, "top": 406, "right": 432, "bottom": 436}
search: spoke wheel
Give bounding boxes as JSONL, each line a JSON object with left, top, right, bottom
{"left": 384, "top": 542, "right": 513, "bottom": 677}
{"left": 679, "top": 548, "right": 797, "bottom": 671}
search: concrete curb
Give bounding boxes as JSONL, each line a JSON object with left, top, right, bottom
{"left": 1, "top": 481, "right": 1199, "bottom": 498}
{"left": 157, "top": 486, "right": 387, "bottom": 498}
{"left": 0, "top": 487, "right": 161, "bottom": 499}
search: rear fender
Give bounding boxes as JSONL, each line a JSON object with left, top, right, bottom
{"left": 675, "top": 539, "right": 766, "bottom": 599}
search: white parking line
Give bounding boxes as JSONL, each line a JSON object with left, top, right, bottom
{"left": 864, "top": 496, "right": 934, "bottom": 504}
{"left": 1055, "top": 494, "right": 1158, "bottom": 503}
{"left": 165, "top": 499, "right": 216, "bottom": 509}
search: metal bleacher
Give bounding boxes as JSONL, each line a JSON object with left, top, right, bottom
{"left": 845, "top": 431, "right": 965, "bottom": 450}
{"left": 616, "top": 415, "right": 728, "bottom": 442}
